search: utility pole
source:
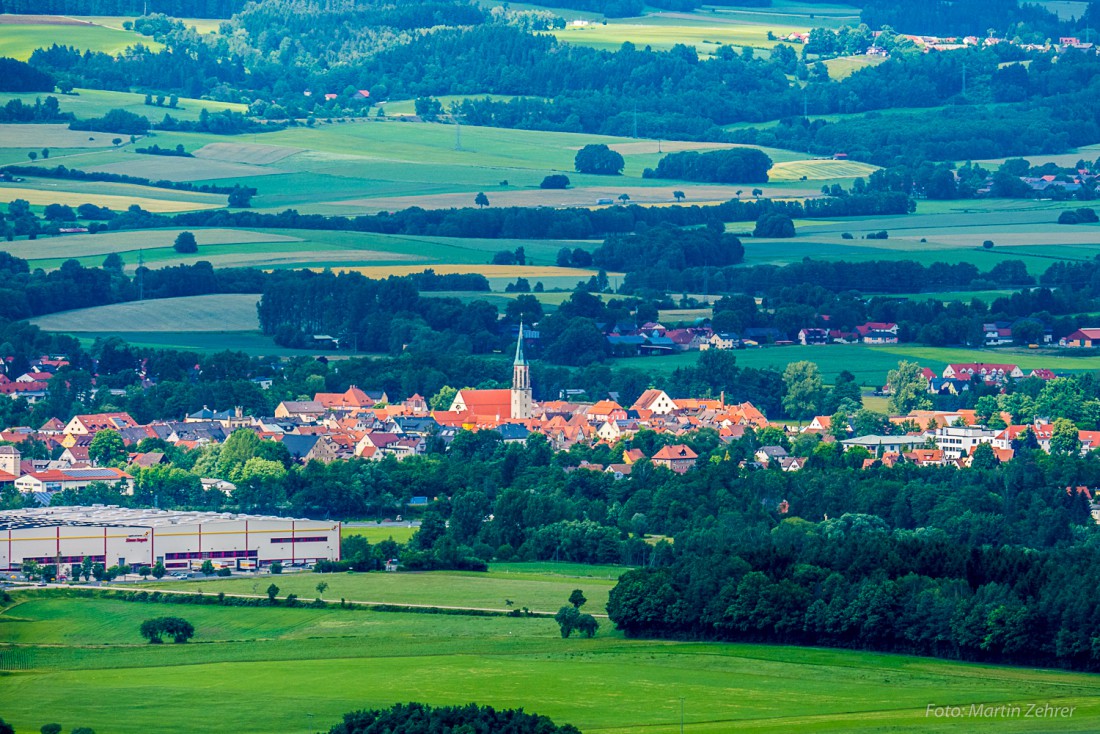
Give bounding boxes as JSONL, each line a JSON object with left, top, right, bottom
{"left": 632, "top": 105, "right": 638, "bottom": 139}
{"left": 680, "top": 698, "right": 685, "bottom": 734}
{"left": 961, "top": 61, "right": 967, "bottom": 97}
{"left": 453, "top": 114, "right": 462, "bottom": 151}
{"left": 137, "top": 249, "right": 144, "bottom": 301}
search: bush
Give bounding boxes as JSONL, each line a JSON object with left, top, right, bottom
{"left": 140, "top": 616, "right": 195, "bottom": 644}
{"left": 330, "top": 702, "right": 581, "bottom": 734}
{"left": 173, "top": 231, "right": 198, "bottom": 253}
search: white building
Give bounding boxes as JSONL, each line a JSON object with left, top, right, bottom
{"left": 0, "top": 506, "right": 341, "bottom": 572}
{"left": 934, "top": 425, "right": 998, "bottom": 459}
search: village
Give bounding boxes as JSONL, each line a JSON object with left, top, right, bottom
{"left": 1, "top": 327, "right": 1097, "bottom": 506}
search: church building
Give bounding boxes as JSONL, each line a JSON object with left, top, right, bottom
{"left": 448, "top": 325, "right": 534, "bottom": 422}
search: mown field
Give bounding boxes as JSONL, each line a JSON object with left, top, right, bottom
{"left": 1, "top": 590, "right": 1098, "bottom": 734}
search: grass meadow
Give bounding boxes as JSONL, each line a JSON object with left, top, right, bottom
{"left": 2, "top": 590, "right": 1099, "bottom": 734}
{"left": 143, "top": 564, "right": 621, "bottom": 613}
{"left": 0, "top": 21, "right": 160, "bottom": 61}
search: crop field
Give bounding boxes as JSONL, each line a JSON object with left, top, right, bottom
{"left": 144, "top": 566, "right": 620, "bottom": 614}
{"left": 4, "top": 228, "right": 300, "bottom": 262}
{"left": 616, "top": 343, "right": 1097, "bottom": 386}
{"left": 30, "top": 294, "right": 262, "bottom": 334}
{"left": 769, "top": 158, "right": 880, "bottom": 181}
{"left": 0, "top": 19, "right": 161, "bottom": 60}
{"left": 742, "top": 198, "right": 1100, "bottom": 269}
{"left": 2, "top": 591, "right": 1099, "bottom": 734}
{"left": 82, "top": 155, "right": 282, "bottom": 182}
{"left": 0, "top": 123, "right": 129, "bottom": 148}
{"left": 0, "top": 183, "right": 223, "bottom": 212}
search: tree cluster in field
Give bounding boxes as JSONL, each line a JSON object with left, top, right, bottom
{"left": 134, "top": 143, "right": 192, "bottom": 157}
{"left": 0, "top": 57, "right": 55, "bottom": 93}
{"left": 0, "top": 96, "right": 72, "bottom": 124}
{"left": 329, "top": 702, "right": 580, "bottom": 734}
{"left": 643, "top": 148, "right": 772, "bottom": 184}
{"left": 39, "top": 184, "right": 905, "bottom": 243}
{"left": 592, "top": 221, "right": 744, "bottom": 273}
{"left": 139, "top": 616, "right": 195, "bottom": 644}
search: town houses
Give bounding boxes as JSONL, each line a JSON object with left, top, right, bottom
{"left": 0, "top": 331, "right": 1097, "bottom": 507}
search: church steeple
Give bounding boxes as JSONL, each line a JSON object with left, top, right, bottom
{"left": 514, "top": 320, "right": 527, "bottom": 366}
{"left": 511, "top": 321, "right": 532, "bottom": 420}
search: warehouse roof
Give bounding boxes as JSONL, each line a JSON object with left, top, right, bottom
{"left": 0, "top": 506, "right": 324, "bottom": 531}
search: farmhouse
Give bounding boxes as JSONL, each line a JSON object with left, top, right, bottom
{"left": 0, "top": 506, "right": 340, "bottom": 572}
{"left": 1061, "top": 328, "right": 1100, "bottom": 348}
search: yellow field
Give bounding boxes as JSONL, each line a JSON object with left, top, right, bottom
{"left": 769, "top": 159, "right": 880, "bottom": 181}
{"left": 0, "top": 186, "right": 224, "bottom": 212}
{"left": 323, "top": 264, "right": 607, "bottom": 279}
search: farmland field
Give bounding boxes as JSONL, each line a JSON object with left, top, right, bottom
{"left": 0, "top": 89, "right": 247, "bottom": 125}
{"left": 0, "top": 183, "right": 223, "bottom": 212}
{"left": 616, "top": 343, "right": 1098, "bottom": 386}
{"left": 15, "top": 227, "right": 597, "bottom": 273}
{"left": 2, "top": 590, "right": 1098, "bottom": 734}
{"left": 0, "top": 19, "right": 161, "bottom": 60}
{"left": 342, "top": 524, "right": 419, "bottom": 543}
{"left": 30, "top": 295, "right": 262, "bottom": 334}
{"left": 143, "top": 564, "right": 622, "bottom": 613}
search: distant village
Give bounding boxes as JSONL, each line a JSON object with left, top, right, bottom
{"left": 602, "top": 320, "right": 1099, "bottom": 357}
{"left": 1, "top": 328, "right": 1098, "bottom": 507}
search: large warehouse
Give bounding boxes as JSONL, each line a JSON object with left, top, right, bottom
{"left": 0, "top": 506, "right": 341, "bottom": 572}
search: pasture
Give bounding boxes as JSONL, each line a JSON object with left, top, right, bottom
{"left": 2, "top": 590, "right": 1099, "bottom": 734}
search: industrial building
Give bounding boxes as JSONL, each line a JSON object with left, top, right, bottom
{"left": 0, "top": 506, "right": 341, "bottom": 572}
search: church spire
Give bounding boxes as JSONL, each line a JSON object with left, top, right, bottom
{"left": 514, "top": 320, "right": 527, "bottom": 366}
{"left": 511, "top": 321, "right": 532, "bottom": 420}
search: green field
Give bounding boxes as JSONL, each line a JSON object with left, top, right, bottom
{"left": 0, "top": 88, "right": 247, "bottom": 124}
{"left": 144, "top": 564, "right": 623, "bottom": 613}
{"left": 617, "top": 343, "right": 1098, "bottom": 386}
{"left": 0, "top": 22, "right": 160, "bottom": 61}
{"left": 742, "top": 198, "right": 1100, "bottom": 269}
{"left": 342, "top": 524, "right": 419, "bottom": 544}
{"left": 2, "top": 590, "right": 1099, "bottom": 734}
